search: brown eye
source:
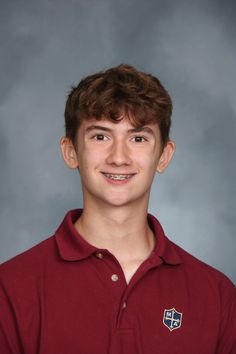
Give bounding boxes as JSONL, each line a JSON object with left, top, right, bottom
{"left": 96, "top": 135, "right": 105, "bottom": 140}
{"left": 93, "top": 134, "right": 108, "bottom": 141}
{"left": 133, "top": 136, "right": 146, "bottom": 142}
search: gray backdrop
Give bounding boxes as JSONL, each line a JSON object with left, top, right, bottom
{"left": 1, "top": 0, "right": 236, "bottom": 284}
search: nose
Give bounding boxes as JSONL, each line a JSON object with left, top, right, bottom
{"left": 106, "top": 139, "right": 132, "bottom": 166}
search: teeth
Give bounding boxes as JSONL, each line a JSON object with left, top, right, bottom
{"left": 103, "top": 173, "right": 133, "bottom": 180}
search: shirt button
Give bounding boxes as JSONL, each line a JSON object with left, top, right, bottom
{"left": 96, "top": 252, "right": 104, "bottom": 259}
{"left": 111, "top": 274, "right": 119, "bottom": 282}
{"left": 122, "top": 301, "right": 127, "bottom": 309}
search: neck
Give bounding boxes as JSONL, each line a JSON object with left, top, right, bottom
{"left": 74, "top": 202, "right": 155, "bottom": 265}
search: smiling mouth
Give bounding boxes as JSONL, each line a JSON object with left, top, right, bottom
{"left": 101, "top": 172, "right": 135, "bottom": 181}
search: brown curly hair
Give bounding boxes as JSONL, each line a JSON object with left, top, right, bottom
{"left": 64, "top": 64, "right": 173, "bottom": 147}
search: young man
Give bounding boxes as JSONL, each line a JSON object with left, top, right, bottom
{"left": 0, "top": 64, "right": 235, "bottom": 354}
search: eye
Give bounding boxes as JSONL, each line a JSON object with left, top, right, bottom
{"left": 93, "top": 134, "right": 109, "bottom": 141}
{"left": 131, "top": 136, "right": 148, "bottom": 143}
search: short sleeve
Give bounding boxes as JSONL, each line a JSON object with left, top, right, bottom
{"left": 216, "top": 278, "right": 236, "bottom": 353}
{"left": 0, "top": 278, "right": 23, "bottom": 354}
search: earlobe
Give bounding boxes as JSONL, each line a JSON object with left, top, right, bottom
{"left": 156, "top": 140, "right": 175, "bottom": 173}
{"left": 60, "top": 137, "right": 79, "bottom": 169}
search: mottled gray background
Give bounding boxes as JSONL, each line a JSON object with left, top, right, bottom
{"left": 1, "top": 0, "right": 235, "bottom": 283}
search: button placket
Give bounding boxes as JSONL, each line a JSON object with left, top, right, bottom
{"left": 111, "top": 274, "right": 119, "bottom": 282}
{"left": 96, "top": 252, "right": 104, "bottom": 259}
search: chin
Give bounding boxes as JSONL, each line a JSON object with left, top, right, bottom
{"left": 93, "top": 193, "right": 125, "bottom": 206}
{"left": 104, "top": 199, "right": 130, "bottom": 207}
{"left": 101, "top": 195, "right": 139, "bottom": 208}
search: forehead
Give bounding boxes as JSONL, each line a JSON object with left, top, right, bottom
{"left": 79, "top": 117, "right": 160, "bottom": 135}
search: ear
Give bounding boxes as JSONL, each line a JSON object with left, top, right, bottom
{"left": 60, "top": 137, "right": 79, "bottom": 169}
{"left": 156, "top": 140, "right": 175, "bottom": 173}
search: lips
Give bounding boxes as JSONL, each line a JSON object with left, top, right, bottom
{"left": 101, "top": 172, "right": 135, "bottom": 181}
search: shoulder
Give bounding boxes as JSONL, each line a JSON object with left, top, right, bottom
{"left": 170, "top": 239, "right": 236, "bottom": 299}
{"left": 0, "top": 236, "right": 57, "bottom": 285}
{"left": 0, "top": 235, "right": 63, "bottom": 308}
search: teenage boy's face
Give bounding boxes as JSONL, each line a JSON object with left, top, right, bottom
{"left": 61, "top": 118, "right": 175, "bottom": 208}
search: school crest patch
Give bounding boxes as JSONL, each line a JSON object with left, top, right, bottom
{"left": 163, "top": 308, "right": 182, "bottom": 331}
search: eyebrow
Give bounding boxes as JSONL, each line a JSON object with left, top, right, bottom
{"left": 85, "top": 125, "right": 112, "bottom": 133}
{"left": 128, "top": 127, "right": 155, "bottom": 135}
{"left": 85, "top": 125, "right": 155, "bottom": 135}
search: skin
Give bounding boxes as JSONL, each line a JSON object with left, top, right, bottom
{"left": 60, "top": 117, "right": 175, "bottom": 283}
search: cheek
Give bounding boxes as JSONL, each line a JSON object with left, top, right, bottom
{"left": 138, "top": 154, "right": 158, "bottom": 170}
{"left": 77, "top": 150, "right": 102, "bottom": 175}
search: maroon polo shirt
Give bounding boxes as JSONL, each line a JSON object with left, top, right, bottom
{"left": 0, "top": 209, "right": 236, "bottom": 354}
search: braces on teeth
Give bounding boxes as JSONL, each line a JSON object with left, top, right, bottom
{"left": 104, "top": 174, "right": 132, "bottom": 180}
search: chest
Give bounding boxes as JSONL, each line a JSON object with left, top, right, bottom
{"left": 17, "top": 262, "right": 220, "bottom": 354}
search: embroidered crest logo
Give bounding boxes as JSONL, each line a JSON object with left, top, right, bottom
{"left": 163, "top": 308, "right": 182, "bottom": 331}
